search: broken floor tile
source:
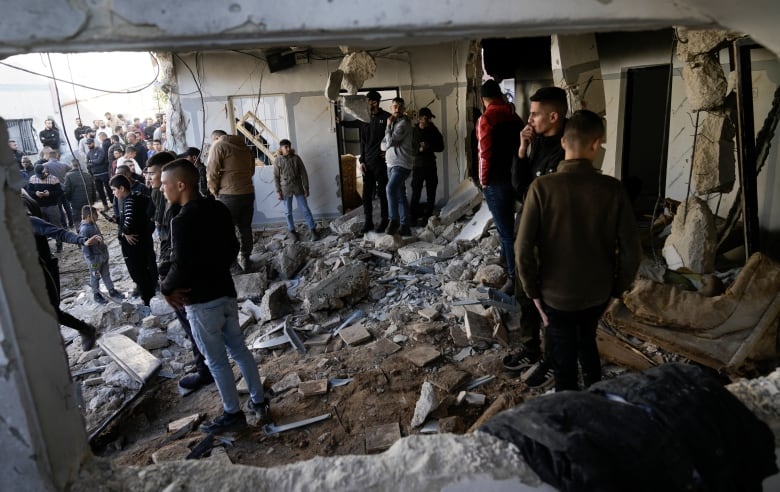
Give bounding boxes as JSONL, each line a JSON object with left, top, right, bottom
{"left": 299, "top": 379, "right": 328, "bottom": 397}
{"left": 464, "top": 309, "right": 493, "bottom": 346}
{"left": 371, "top": 338, "right": 402, "bottom": 357}
{"left": 439, "top": 179, "right": 482, "bottom": 226}
{"left": 449, "top": 325, "right": 470, "bottom": 347}
{"left": 339, "top": 323, "right": 373, "bottom": 346}
{"left": 365, "top": 422, "right": 402, "bottom": 453}
{"left": 98, "top": 333, "right": 161, "bottom": 385}
{"left": 428, "top": 366, "right": 471, "bottom": 393}
{"left": 167, "top": 414, "right": 202, "bottom": 433}
{"left": 271, "top": 372, "right": 302, "bottom": 394}
{"left": 411, "top": 381, "right": 439, "bottom": 428}
{"left": 208, "top": 446, "right": 233, "bottom": 465}
{"left": 456, "top": 391, "right": 486, "bottom": 406}
{"left": 418, "top": 307, "right": 440, "bottom": 321}
{"left": 453, "top": 202, "right": 493, "bottom": 242}
{"left": 404, "top": 345, "right": 441, "bottom": 367}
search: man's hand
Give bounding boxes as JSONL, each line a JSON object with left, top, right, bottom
{"left": 164, "top": 288, "right": 191, "bottom": 309}
{"left": 518, "top": 124, "right": 534, "bottom": 157}
{"left": 360, "top": 162, "right": 367, "bottom": 176}
{"left": 83, "top": 235, "right": 102, "bottom": 246}
{"left": 387, "top": 114, "right": 396, "bottom": 126}
{"left": 123, "top": 233, "right": 139, "bottom": 245}
{"left": 277, "top": 192, "right": 283, "bottom": 200}
{"left": 532, "top": 298, "right": 550, "bottom": 327}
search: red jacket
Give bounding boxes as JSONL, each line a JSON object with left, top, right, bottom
{"left": 477, "top": 100, "right": 523, "bottom": 187}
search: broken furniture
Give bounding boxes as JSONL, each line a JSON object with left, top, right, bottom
{"left": 235, "top": 111, "right": 281, "bottom": 163}
{"left": 604, "top": 252, "right": 780, "bottom": 374}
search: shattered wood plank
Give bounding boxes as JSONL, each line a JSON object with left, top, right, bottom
{"left": 596, "top": 326, "right": 656, "bottom": 371}
{"left": 98, "top": 333, "right": 161, "bottom": 385}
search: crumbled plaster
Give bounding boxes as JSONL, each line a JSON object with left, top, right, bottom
{"left": 338, "top": 51, "right": 377, "bottom": 95}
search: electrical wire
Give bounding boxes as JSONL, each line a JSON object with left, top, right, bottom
{"left": 65, "top": 54, "right": 81, "bottom": 120}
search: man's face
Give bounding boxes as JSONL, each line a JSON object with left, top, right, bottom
{"left": 76, "top": 118, "right": 82, "bottom": 126}
{"left": 161, "top": 171, "right": 181, "bottom": 204}
{"left": 113, "top": 150, "right": 123, "bottom": 160}
{"left": 528, "top": 101, "right": 557, "bottom": 136}
{"left": 87, "top": 142, "right": 95, "bottom": 149}
{"left": 127, "top": 133, "right": 136, "bottom": 144}
{"left": 9, "top": 141, "right": 17, "bottom": 150}
{"left": 390, "top": 101, "right": 404, "bottom": 117}
{"left": 144, "top": 166, "right": 162, "bottom": 188}
{"left": 153, "top": 142, "right": 162, "bottom": 151}
{"left": 44, "top": 120, "right": 53, "bottom": 129}
{"left": 418, "top": 115, "right": 431, "bottom": 129}
{"left": 97, "top": 119, "right": 105, "bottom": 127}
{"left": 367, "top": 98, "right": 379, "bottom": 114}
{"left": 111, "top": 186, "right": 129, "bottom": 200}
{"left": 280, "top": 144, "right": 291, "bottom": 156}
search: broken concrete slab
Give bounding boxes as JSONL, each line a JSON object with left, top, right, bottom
{"left": 474, "top": 264, "right": 506, "bottom": 288}
{"left": 418, "top": 307, "right": 440, "bottom": 321}
{"left": 77, "top": 348, "right": 103, "bottom": 365}
{"left": 371, "top": 337, "right": 402, "bottom": 357}
{"left": 259, "top": 282, "right": 293, "bottom": 323}
{"left": 98, "top": 333, "right": 161, "bottom": 385}
{"left": 365, "top": 422, "right": 402, "bottom": 453}
{"left": 339, "top": 322, "right": 373, "bottom": 346}
{"left": 450, "top": 325, "right": 470, "bottom": 347}
{"left": 149, "top": 296, "right": 175, "bottom": 316}
{"left": 693, "top": 112, "right": 736, "bottom": 194}
{"left": 299, "top": 379, "right": 328, "bottom": 397}
{"left": 439, "top": 179, "right": 482, "bottom": 226}
{"left": 429, "top": 366, "right": 471, "bottom": 393}
{"left": 303, "top": 261, "right": 369, "bottom": 312}
{"left": 397, "top": 241, "right": 455, "bottom": 264}
{"left": 102, "top": 361, "right": 142, "bottom": 390}
{"left": 241, "top": 299, "right": 263, "bottom": 323}
{"left": 137, "top": 327, "right": 170, "bottom": 351}
{"left": 453, "top": 203, "right": 493, "bottom": 242}
{"left": 234, "top": 270, "right": 269, "bottom": 300}
{"left": 663, "top": 196, "right": 717, "bottom": 274}
{"left": 328, "top": 206, "right": 364, "bottom": 235}
{"left": 404, "top": 344, "right": 441, "bottom": 367}
{"left": 464, "top": 308, "right": 494, "bottom": 347}
{"left": 167, "top": 414, "right": 203, "bottom": 433}
{"left": 275, "top": 243, "right": 309, "bottom": 280}
{"left": 682, "top": 53, "right": 728, "bottom": 111}
{"left": 411, "top": 381, "right": 439, "bottom": 428}
{"left": 271, "top": 372, "right": 302, "bottom": 394}
{"left": 676, "top": 28, "right": 731, "bottom": 61}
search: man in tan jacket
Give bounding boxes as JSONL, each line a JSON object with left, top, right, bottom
{"left": 206, "top": 130, "right": 256, "bottom": 270}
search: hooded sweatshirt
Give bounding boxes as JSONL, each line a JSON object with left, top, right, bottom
{"left": 206, "top": 135, "right": 256, "bottom": 196}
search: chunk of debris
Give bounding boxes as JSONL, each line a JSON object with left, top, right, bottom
{"left": 271, "top": 372, "right": 302, "bottom": 394}
{"left": 411, "top": 381, "right": 439, "bottom": 428}
{"left": 149, "top": 297, "right": 175, "bottom": 316}
{"left": 167, "top": 414, "right": 203, "bottom": 433}
{"left": 474, "top": 264, "right": 506, "bottom": 288}
{"left": 241, "top": 299, "right": 263, "bottom": 322}
{"left": 449, "top": 325, "right": 470, "bottom": 348}
{"left": 410, "top": 321, "right": 442, "bottom": 336}
{"left": 682, "top": 53, "right": 728, "bottom": 111}
{"left": 77, "top": 348, "right": 103, "bottom": 365}
{"left": 453, "top": 203, "right": 493, "bottom": 242}
{"left": 439, "top": 416, "right": 465, "bottom": 434}
{"left": 137, "top": 327, "right": 170, "bottom": 351}
{"left": 303, "top": 262, "right": 369, "bottom": 312}
{"left": 234, "top": 271, "right": 269, "bottom": 300}
{"left": 98, "top": 333, "right": 161, "bottom": 385}
{"left": 464, "top": 308, "right": 493, "bottom": 347}
{"left": 208, "top": 446, "right": 233, "bottom": 465}
{"left": 662, "top": 196, "right": 717, "bottom": 274}
{"left": 429, "top": 366, "right": 471, "bottom": 393}
{"left": 259, "top": 282, "right": 293, "bottom": 322}
{"left": 418, "top": 307, "right": 440, "bottom": 321}
{"left": 141, "top": 315, "right": 159, "bottom": 329}
{"left": 299, "top": 379, "right": 328, "bottom": 397}
{"left": 368, "top": 249, "right": 393, "bottom": 260}
{"left": 365, "top": 422, "right": 402, "bottom": 453}
{"left": 339, "top": 322, "right": 373, "bottom": 346}
{"left": 275, "top": 243, "right": 309, "bottom": 279}
{"left": 693, "top": 112, "right": 736, "bottom": 194}
{"left": 371, "top": 337, "right": 402, "bottom": 357}
{"left": 439, "top": 179, "right": 482, "bottom": 226}
{"left": 304, "top": 333, "right": 332, "bottom": 346}
{"left": 397, "top": 242, "right": 453, "bottom": 264}
{"left": 404, "top": 344, "right": 441, "bottom": 367}
{"left": 456, "top": 391, "right": 487, "bottom": 406}
{"left": 467, "top": 394, "right": 515, "bottom": 433}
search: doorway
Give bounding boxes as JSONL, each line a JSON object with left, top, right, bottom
{"left": 621, "top": 64, "right": 671, "bottom": 216}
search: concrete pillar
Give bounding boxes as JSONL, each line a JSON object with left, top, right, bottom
{"left": 551, "top": 33, "right": 607, "bottom": 168}
{"left": 154, "top": 51, "right": 188, "bottom": 154}
{"left": 0, "top": 120, "right": 91, "bottom": 490}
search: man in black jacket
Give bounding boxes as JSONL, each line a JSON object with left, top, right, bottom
{"left": 160, "top": 159, "right": 268, "bottom": 433}
{"left": 410, "top": 107, "right": 445, "bottom": 225}
{"left": 39, "top": 118, "right": 60, "bottom": 150}
{"left": 87, "top": 138, "right": 113, "bottom": 209}
{"left": 339, "top": 90, "right": 391, "bottom": 233}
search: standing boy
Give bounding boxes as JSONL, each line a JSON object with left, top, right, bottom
{"left": 515, "top": 110, "right": 641, "bottom": 392}
{"left": 273, "top": 139, "right": 319, "bottom": 242}
{"left": 79, "top": 206, "right": 121, "bottom": 304}
{"left": 160, "top": 159, "right": 268, "bottom": 433}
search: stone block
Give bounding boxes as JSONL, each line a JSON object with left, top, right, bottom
{"left": 683, "top": 53, "right": 727, "bottom": 111}
{"left": 450, "top": 325, "right": 470, "bottom": 347}
{"left": 404, "top": 344, "right": 440, "bottom": 367}
{"left": 259, "top": 282, "right": 293, "bottom": 323}
{"left": 418, "top": 307, "right": 440, "bottom": 321}
{"left": 303, "top": 262, "right": 369, "bottom": 312}
{"left": 149, "top": 297, "right": 175, "bottom": 316}
{"left": 167, "top": 413, "right": 202, "bottom": 433}
{"left": 474, "top": 264, "right": 506, "bottom": 288}
{"left": 429, "top": 366, "right": 470, "bottom": 393}
{"left": 142, "top": 315, "right": 159, "bottom": 328}
{"left": 464, "top": 309, "right": 493, "bottom": 345}
{"left": 371, "top": 337, "right": 402, "bottom": 356}
{"left": 275, "top": 243, "right": 309, "bottom": 280}
{"left": 137, "top": 327, "right": 170, "bottom": 351}
{"left": 339, "top": 323, "right": 372, "bottom": 346}
{"left": 271, "top": 372, "right": 301, "bottom": 394}
{"left": 365, "top": 422, "right": 401, "bottom": 453}
{"left": 397, "top": 241, "right": 449, "bottom": 264}
{"left": 693, "top": 112, "right": 736, "bottom": 194}
{"left": 299, "top": 379, "right": 328, "bottom": 397}
{"left": 411, "top": 382, "right": 438, "bottom": 428}
{"left": 453, "top": 203, "right": 493, "bottom": 242}
{"left": 439, "top": 180, "right": 482, "bottom": 226}
{"left": 234, "top": 270, "right": 269, "bottom": 301}
{"left": 663, "top": 196, "right": 717, "bottom": 273}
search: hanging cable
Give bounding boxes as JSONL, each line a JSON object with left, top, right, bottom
{"left": 174, "top": 53, "right": 207, "bottom": 154}
{"left": 65, "top": 54, "right": 81, "bottom": 121}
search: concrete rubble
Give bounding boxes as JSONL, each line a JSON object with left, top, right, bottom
{"left": 663, "top": 196, "right": 717, "bottom": 274}
{"left": 693, "top": 111, "right": 736, "bottom": 194}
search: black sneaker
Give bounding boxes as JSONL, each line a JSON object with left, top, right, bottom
{"left": 399, "top": 224, "right": 412, "bottom": 237}
{"left": 498, "top": 278, "right": 515, "bottom": 295}
{"left": 310, "top": 229, "right": 320, "bottom": 241}
{"left": 179, "top": 372, "right": 214, "bottom": 391}
{"left": 361, "top": 221, "right": 375, "bottom": 234}
{"left": 288, "top": 230, "right": 300, "bottom": 242}
{"left": 247, "top": 399, "right": 271, "bottom": 424}
{"left": 199, "top": 411, "right": 247, "bottom": 434}
{"left": 375, "top": 219, "right": 389, "bottom": 233}
{"left": 108, "top": 289, "right": 122, "bottom": 299}
{"left": 385, "top": 220, "right": 400, "bottom": 235}
{"left": 522, "top": 360, "right": 555, "bottom": 388}
{"left": 94, "top": 293, "right": 108, "bottom": 305}
{"left": 502, "top": 348, "right": 539, "bottom": 372}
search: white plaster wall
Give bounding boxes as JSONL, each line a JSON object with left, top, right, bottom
{"left": 174, "top": 43, "right": 470, "bottom": 225}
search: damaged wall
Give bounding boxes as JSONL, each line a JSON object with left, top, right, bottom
{"left": 173, "top": 42, "right": 470, "bottom": 227}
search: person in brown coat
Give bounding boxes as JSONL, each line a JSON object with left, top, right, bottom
{"left": 273, "top": 139, "right": 318, "bottom": 242}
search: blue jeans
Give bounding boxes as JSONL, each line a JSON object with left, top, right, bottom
{"left": 483, "top": 183, "right": 516, "bottom": 279}
{"left": 386, "top": 166, "right": 411, "bottom": 224}
{"left": 185, "top": 296, "right": 264, "bottom": 413}
{"left": 283, "top": 194, "right": 316, "bottom": 231}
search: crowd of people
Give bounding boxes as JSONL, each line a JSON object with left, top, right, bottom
{"left": 11, "top": 85, "right": 643, "bottom": 431}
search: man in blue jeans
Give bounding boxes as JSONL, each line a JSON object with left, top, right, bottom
{"left": 477, "top": 79, "right": 523, "bottom": 294}
{"left": 381, "top": 96, "right": 414, "bottom": 236}
{"left": 160, "top": 159, "right": 269, "bottom": 433}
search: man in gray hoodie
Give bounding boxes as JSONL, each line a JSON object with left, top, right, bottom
{"left": 380, "top": 97, "right": 414, "bottom": 237}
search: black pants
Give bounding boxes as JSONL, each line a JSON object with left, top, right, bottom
{"left": 543, "top": 302, "right": 607, "bottom": 392}
{"left": 40, "top": 256, "right": 95, "bottom": 338}
{"left": 362, "top": 164, "right": 388, "bottom": 225}
{"left": 410, "top": 165, "right": 438, "bottom": 219}
{"left": 175, "top": 308, "right": 211, "bottom": 377}
{"left": 218, "top": 193, "right": 255, "bottom": 260}
{"left": 121, "top": 237, "right": 157, "bottom": 305}
{"left": 94, "top": 174, "right": 114, "bottom": 208}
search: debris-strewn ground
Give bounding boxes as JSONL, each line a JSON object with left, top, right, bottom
{"left": 50, "top": 197, "right": 748, "bottom": 469}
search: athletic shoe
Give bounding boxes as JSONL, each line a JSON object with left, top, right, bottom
{"left": 199, "top": 411, "right": 247, "bottom": 434}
